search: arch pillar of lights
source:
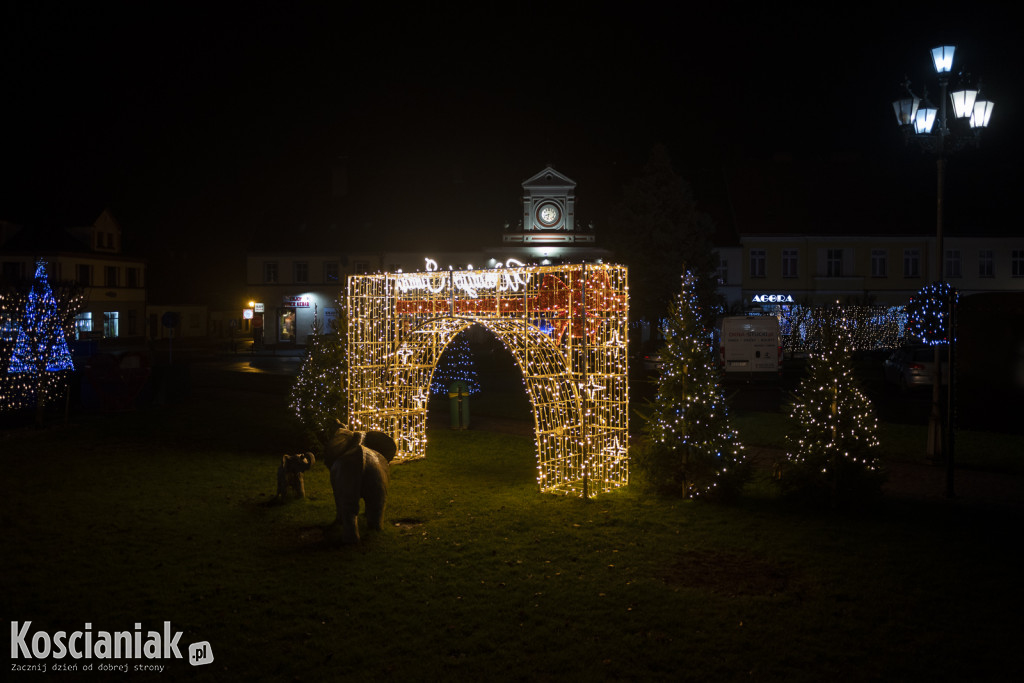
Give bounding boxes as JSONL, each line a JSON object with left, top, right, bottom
{"left": 345, "top": 261, "right": 629, "bottom": 497}
{"left": 892, "top": 44, "right": 994, "bottom": 495}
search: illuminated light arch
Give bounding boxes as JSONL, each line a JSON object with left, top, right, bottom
{"left": 347, "top": 261, "right": 629, "bottom": 496}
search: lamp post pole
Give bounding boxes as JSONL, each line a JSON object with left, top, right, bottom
{"left": 892, "top": 45, "right": 994, "bottom": 494}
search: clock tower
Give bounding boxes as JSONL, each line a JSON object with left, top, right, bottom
{"left": 503, "top": 166, "right": 594, "bottom": 247}
{"left": 493, "top": 165, "right": 609, "bottom": 264}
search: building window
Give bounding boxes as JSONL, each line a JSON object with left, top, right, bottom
{"left": 103, "top": 311, "right": 119, "bottom": 338}
{"left": 125, "top": 267, "right": 140, "bottom": 288}
{"left": 105, "top": 266, "right": 118, "bottom": 287}
{"left": 781, "top": 249, "right": 798, "bottom": 278}
{"left": 978, "top": 250, "right": 994, "bottom": 277}
{"left": 263, "top": 262, "right": 279, "bottom": 283}
{"left": 126, "top": 310, "right": 138, "bottom": 336}
{"left": 749, "top": 250, "right": 766, "bottom": 278}
{"left": 716, "top": 258, "right": 728, "bottom": 285}
{"left": 74, "top": 312, "right": 93, "bottom": 338}
{"left": 1013, "top": 250, "right": 1024, "bottom": 278}
{"left": 826, "top": 249, "right": 843, "bottom": 277}
{"left": 353, "top": 261, "right": 370, "bottom": 275}
{"left": 294, "top": 262, "right": 309, "bottom": 284}
{"left": 944, "top": 249, "right": 962, "bottom": 278}
{"left": 871, "top": 249, "right": 887, "bottom": 277}
{"left": 76, "top": 264, "right": 92, "bottom": 286}
{"left": 324, "top": 262, "right": 339, "bottom": 283}
{"left": 903, "top": 249, "right": 921, "bottom": 278}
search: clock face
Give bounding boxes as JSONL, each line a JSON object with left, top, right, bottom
{"left": 537, "top": 203, "right": 560, "bottom": 227}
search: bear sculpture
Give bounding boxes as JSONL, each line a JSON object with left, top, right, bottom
{"left": 276, "top": 452, "right": 316, "bottom": 500}
{"left": 322, "top": 422, "right": 396, "bottom": 544}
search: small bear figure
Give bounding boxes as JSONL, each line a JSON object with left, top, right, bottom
{"left": 276, "top": 452, "right": 316, "bottom": 500}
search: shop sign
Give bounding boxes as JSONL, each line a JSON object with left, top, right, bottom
{"left": 282, "top": 295, "right": 311, "bottom": 308}
{"left": 751, "top": 294, "right": 795, "bottom": 304}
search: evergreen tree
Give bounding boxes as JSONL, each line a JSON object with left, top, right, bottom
{"left": 430, "top": 329, "right": 479, "bottom": 396}
{"left": 779, "top": 307, "right": 885, "bottom": 505}
{"left": 606, "top": 144, "right": 720, "bottom": 326}
{"left": 636, "top": 271, "right": 747, "bottom": 499}
{"left": 289, "top": 300, "right": 348, "bottom": 446}
{"left": 3, "top": 261, "right": 80, "bottom": 423}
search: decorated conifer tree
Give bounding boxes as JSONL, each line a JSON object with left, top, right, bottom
{"left": 636, "top": 270, "right": 747, "bottom": 499}
{"left": 779, "top": 306, "right": 884, "bottom": 504}
{"left": 430, "top": 329, "right": 479, "bottom": 396}
{"left": 3, "top": 260, "right": 77, "bottom": 423}
{"left": 289, "top": 300, "right": 348, "bottom": 446}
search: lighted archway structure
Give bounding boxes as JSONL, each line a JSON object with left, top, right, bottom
{"left": 346, "top": 261, "right": 629, "bottom": 497}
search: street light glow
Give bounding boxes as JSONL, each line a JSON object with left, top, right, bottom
{"left": 949, "top": 87, "right": 978, "bottom": 119}
{"left": 931, "top": 45, "right": 955, "bottom": 73}
{"left": 970, "top": 98, "right": 995, "bottom": 128}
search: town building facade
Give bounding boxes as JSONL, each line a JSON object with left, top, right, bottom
{"left": 1, "top": 210, "right": 148, "bottom": 341}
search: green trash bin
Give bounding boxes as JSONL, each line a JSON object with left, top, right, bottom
{"left": 448, "top": 380, "right": 470, "bottom": 430}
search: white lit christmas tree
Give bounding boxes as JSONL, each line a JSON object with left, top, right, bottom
{"left": 289, "top": 302, "right": 347, "bottom": 445}
{"left": 3, "top": 260, "right": 76, "bottom": 421}
{"left": 638, "top": 270, "right": 747, "bottom": 499}
{"left": 429, "top": 329, "right": 479, "bottom": 396}
{"left": 780, "top": 306, "right": 884, "bottom": 504}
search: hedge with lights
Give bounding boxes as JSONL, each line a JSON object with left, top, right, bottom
{"left": 776, "top": 305, "right": 909, "bottom": 355}
{"left": 778, "top": 306, "right": 885, "bottom": 505}
{"left": 289, "top": 301, "right": 348, "bottom": 445}
{"left": 636, "top": 271, "right": 747, "bottom": 499}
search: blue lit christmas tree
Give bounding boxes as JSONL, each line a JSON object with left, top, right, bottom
{"left": 637, "top": 270, "right": 747, "bottom": 499}
{"left": 4, "top": 260, "right": 75, "bottom": 422}
{"left": 430, "top": 329, "right": 479, "bottom": 396}
{"left": 8, "top": 261, "right": 74, "bottom": 374}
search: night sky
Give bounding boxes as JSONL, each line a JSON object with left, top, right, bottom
{"left": 3, "top": 4, "right": 1021, "bottom": 301}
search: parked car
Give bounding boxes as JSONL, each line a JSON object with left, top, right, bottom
{"left": 883, "top": 345, "right": 949, "bottom": 390}
{"left": 642, "top": 350, "right": 663, "bottom": 372}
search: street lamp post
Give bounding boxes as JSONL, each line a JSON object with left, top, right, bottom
{"left": 892, "top": 45, "right": 994, "bottom": 496}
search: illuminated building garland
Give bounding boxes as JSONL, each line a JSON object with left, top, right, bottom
{"left": 347, "top": 260, "right": 629, "bottom": 497}
{"left": 640, "top": 271, "right": 747, "bottom": 499}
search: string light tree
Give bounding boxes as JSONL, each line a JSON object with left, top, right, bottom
{"left": 778, "top": 306, "right": 885, "bottom": 506}
{"left": 429, "top": 328, "right": 479, "bottom": 397}
{"left": 635, "top": 270, "right": 747, "bottom": 499}
{"left": 3, "top": 260, "right": 79, "bottom": 425}
{"left": 289, "top": 301, "right": 348, "bottom": 446}
{"left": 892, "top": 44, "right": 994, "bottom": 467}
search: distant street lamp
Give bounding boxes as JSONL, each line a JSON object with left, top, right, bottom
{"left": 892, "top": 45, "right": 994, "bottom": 497}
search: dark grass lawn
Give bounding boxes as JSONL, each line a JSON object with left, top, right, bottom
{"left": 2, "top": 367, "right": 1023, "bottom": 681}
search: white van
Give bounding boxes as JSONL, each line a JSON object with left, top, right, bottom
{"left": 716, "top": 316, "right": 782, "bottom": 378}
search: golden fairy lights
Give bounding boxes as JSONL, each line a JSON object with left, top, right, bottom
{"left": 346, "top": 262, "right": 629, "bottom": 497}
